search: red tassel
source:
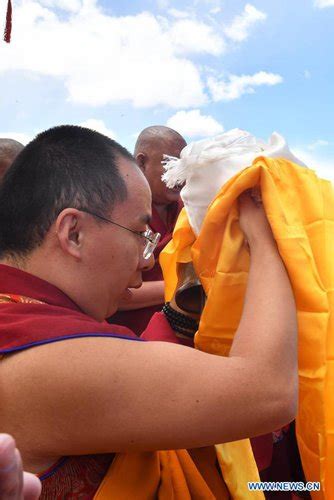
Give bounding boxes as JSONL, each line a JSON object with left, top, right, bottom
{"left": 4, "top": 0, "right": 12, "bottom": 43}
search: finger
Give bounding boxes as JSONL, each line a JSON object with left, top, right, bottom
{"left": 0, "top": 434, "right": 21, "bottom": 499}
{"left": 238, "top": 189, "right": 251, "bottom": 198}
{"left": 14, "top": 449, "right": 24, "bottom": 499}
{"left": 238, "top": 191, "right": 254, "bottom": 208}
{"left": 250, "top": 186, "right": 262, "bottom": 205}
{"left": 22, "top": 473, "right": 41, "bottom": 500}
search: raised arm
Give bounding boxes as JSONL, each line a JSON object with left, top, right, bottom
{"left": 117, "top": 280, "right": 165, "bottom": 310}
{"left": 1, "top": 193, "right": 298, "bottom": 468}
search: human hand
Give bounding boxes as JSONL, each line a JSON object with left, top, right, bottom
{"left": 238, "top": 189, "right": 275, "bottom": 249}
{"left": 0, "top": 434, "right": 41, "bottom": 500}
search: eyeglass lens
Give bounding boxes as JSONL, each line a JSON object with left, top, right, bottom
{"left": 143, "top": 232, "right": 161, "bottom": 260}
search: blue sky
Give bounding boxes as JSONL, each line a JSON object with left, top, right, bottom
{"left": 0, "top": 0, "right": 333, "bottom": 180}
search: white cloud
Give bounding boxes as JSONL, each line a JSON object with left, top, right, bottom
{"left": 314, "top": 0, "right": 334, "bottom": 8}
{"left": 166, "top": 109, "right": 224, "bottom": 138}
{"left": 224, "top": 4, "right": 266, "bottom": 42}
{"left": 79, "top": 119, "right": 117, "bottom": 139}
{"left": 210, "top": 7, "right": 222, "bottom": 14}
{"left": 169, "top": 19, "right": 225, "bottom": 55}
{"left": 307, "top": 139, "right": 329, "bottom": 151}
{"left": 304, "top": 69, "right": 311, "bottom": 79}
{"left": 0, "top": 132, "right": 33, "bottom": 145}
{"left": 292, "top": 147, "right": 334, "bottom": 181}
{"left": 157, "top": 0, "right": 170, "bottom": 9}
{"left": 0, "top": 2, "right": 271, "bottom": 110}
{"left": 38, "top": 0, "right": 82, "bottom": 13}
{"left": 167, "top": 8, "right": 190, "bottom": 19}
{"left": 193, "top": 0, "right": 221, "bottom": 8}
{"left": 0, "top": 1, "right": 214, "bottom": 109}
{"left": 208, "top": 71, "right": 283, "bottom": 101}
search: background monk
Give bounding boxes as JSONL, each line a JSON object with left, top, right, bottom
{"left": 110, "top": 125, "right": 186, "bottom": 335}
{"left": 0, "top": 138, "right": 24, "bottom": 180}
{"left": 0, "top": 126, "right": 297, "bottom": 498}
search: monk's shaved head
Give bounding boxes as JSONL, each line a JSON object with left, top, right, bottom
{"left": 135, "top": 126, "right": 185, "bottom": 156}
{"left": 0, "top": 139, "right": 24, "bottom": 180}
{"left": 135, "top": 126, "right": 186, "bottom": 205}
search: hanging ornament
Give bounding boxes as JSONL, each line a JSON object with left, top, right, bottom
{"left": 4, "top": 0, "right": 12, "bottom": 43}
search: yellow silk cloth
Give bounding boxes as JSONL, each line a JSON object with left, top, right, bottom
{"left": 94, "top": 449, "right": 228, "bottom": 499}
{"left": 160, "top": 157, "right": 334, "bottom": 499}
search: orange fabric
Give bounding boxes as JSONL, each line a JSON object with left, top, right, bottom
{"left": 188, "top": 446, "right": 230, "bottom": 498}
{"left": 94, "top": 450, "right": 222, "bottom": 499}
{"left": 160, "top": 157, "right": 334, "bottom": 499}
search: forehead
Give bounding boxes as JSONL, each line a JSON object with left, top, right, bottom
{"left": 116, "top": 157, "right": 152, "bottom": 216}
{"left": 152, "top": 137, "right": 186, "bottom": 159}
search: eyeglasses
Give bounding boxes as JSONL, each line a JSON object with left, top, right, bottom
{"left": 78, "top": 208, "right": 161, "bottom": 260}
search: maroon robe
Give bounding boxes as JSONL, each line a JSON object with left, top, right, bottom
{"left": 0, "top": 263, "right": 174, "bottom": 354}
{"left": 0, "top": 263, "right": 174, "bottom": 499}
{"left": 0, "top": 264, "right": 138, "bottom": 353}
{"left": 110, "top": 200, "right": 182, "bottom": 335}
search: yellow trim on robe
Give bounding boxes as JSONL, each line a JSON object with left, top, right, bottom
{"left": 160, "top": 156, "right": 334, "bottom": 499}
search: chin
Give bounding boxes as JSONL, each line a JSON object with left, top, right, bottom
{"left": 105, "top": 297, "right": 120, "bottom": 319}
{"left": 105, "top": 305, "right": 118, "bottom": 319}
{"left": 166, "top": 192, "right": 180, "bottom": 203}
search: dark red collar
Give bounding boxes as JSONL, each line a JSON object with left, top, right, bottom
{"left": 150, "top": 200, "right": 182, "bottom": 236}
{"left": 0, "top": 264, "right": 82, "bottom": 311}
{"left": 0, "top": 264, "right": 140, "bottom": 354}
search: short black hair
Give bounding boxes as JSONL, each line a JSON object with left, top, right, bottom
{"left": 0, "top": 125, "right": 133, "bottom": 258}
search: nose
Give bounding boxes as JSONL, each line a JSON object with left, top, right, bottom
{"left": 141, "top": 252, "right": 155, "bottom": 272}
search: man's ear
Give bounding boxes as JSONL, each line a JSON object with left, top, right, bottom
{"left": 136, "top": 152, "right": 147, "bottom": 173}
{"left": 55, "top": 209, "right": 84, "bottom": 260}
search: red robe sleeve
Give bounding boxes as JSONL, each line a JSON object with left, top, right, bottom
{"left": 140, "top": 312, "right": 193, "bottom": 347}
